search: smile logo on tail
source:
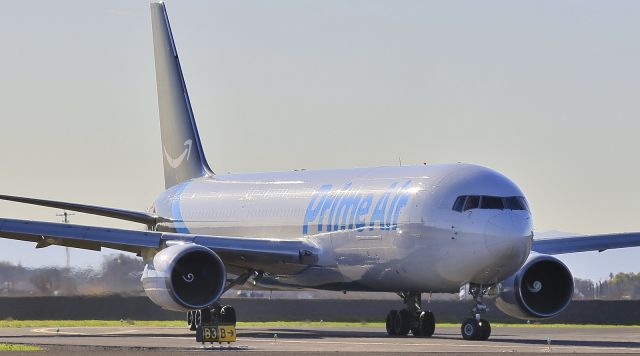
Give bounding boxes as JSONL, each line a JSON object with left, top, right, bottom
{"left": 163, "top": 139, "right": 192, "bottom": 168}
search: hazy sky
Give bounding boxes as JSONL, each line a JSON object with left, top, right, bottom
{"left": 1, "top": 1, "right": 639, "bottom": 281}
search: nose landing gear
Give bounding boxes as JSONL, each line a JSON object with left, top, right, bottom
{"left": 460, "top": 285, "right": 491, "bottom": 341}
{"left": 385, "top": 292, "right": 435, "bottom": 337}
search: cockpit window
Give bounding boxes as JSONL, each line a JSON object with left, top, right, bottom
{"left": 517, "top": 197, "right": 530, "bottom": 211}
{"left": 481, "top": 196, "right": 504, "bottom": 210}
{"left": 463, "top": 196, "right": 480, "bottom": 211}
{"left": 453, "top": 195, "right": 529, "bottom": 212}
{"left": 452, "top": 196, "right": 466, "bottom": 212}
{"left": 504, "top": 197, "right": 524, "bottom": 210}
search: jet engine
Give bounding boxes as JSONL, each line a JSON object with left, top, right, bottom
{"left": 495, "top": 253, "right": 573, "bottom": 320}
{"left": 141, "top": 243, "right": 226, "bottom": 311}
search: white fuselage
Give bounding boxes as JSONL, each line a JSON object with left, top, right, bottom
{"left": 153, "top": 163, "right": 533, "bottom": 293}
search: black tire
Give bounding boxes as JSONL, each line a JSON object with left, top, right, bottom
{"left": 461, "top": 318, "right": 479, "bottom": 340}
{"left": 419, "top": 311, "right": 435, "bottom": 337}
{"left": 194, "top": 310, "right": 202, "bottom": 328}
{"left": 477, "top": 319, "right": 491, "bottom": 341}
{"left": 188, "top": 311, "right": 196, "bottom": 331}
{"left": 394, "top": 309, "right": 410, "bottom": 336}
{"left": 200, "top": 308, "right": 212, "bottom": 325}
{"left": 410, "top": 323, "right": 422, "bottom": 337}
{"left": 221, "top": 305, "right": 237, "bottom": 324}
{"left": 386, "top": 310, "right": 398, "bottom": 335}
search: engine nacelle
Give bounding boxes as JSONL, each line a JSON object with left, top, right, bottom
{"left": 495, "top": 253, "right": 573, "bottom": 320}
{"left": 141, "top": 243, "right": 226, "bottom": 311}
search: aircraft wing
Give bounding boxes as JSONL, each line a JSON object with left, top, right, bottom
{"left": 532, "top": 232, "right": 640, "bottom": 255}
{"left": 0, "top": 217, "right": 318, "bottom": 275}
{"left": 0, "top": 194, "right": 167, "bottom": 226}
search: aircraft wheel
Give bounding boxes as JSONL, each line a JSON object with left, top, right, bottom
{"left": 477, "top": 319, "right": 491, "bottom": 341}
{"left": 386, "top": 310, "right": 398, "bottom": 335}
{"left": 187, "top": 311, "right": 196, "bottom": 331}
{"left": 410, "top": 320, "right": 421, "bottom": 337}
{"left": 418, "top": 311, "right": 435, "bottom": 337}
{"left": 221, "top": 305, "right": 237, "bottom": 325}
{"left": 461, "top": 318, "right": 479, "bottom": 340}
{"left": 394, "top": 309, "right": 410, "bottom": 336}
{"left": 194, "top": 310, "right": 202, "bottom": 328}
{"left": 200, "top": 308, "right": 212, "bottom": 325}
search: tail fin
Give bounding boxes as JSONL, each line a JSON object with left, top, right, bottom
{"left": 150, "top": 2, "right": 213, "bottom": 189}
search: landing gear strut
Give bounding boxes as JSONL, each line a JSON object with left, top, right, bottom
{"left": 187, "top": 304, "right": 237, "bottom": 332}
{"left": 460, "top": 285, "right": 491, "bottom": 341}
{"left": 385, "top": 292, "right": 435, "bottom": 337}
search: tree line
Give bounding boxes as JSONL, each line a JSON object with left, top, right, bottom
{"left": 574, "top": 273, "right": 640, "bottom": 300}
{"left": 0, "top": 254, "right": 637, "bottom": 300}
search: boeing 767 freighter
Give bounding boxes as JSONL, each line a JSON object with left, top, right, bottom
{"left": 1, "top": 2, "right": 639, "bottom": 341}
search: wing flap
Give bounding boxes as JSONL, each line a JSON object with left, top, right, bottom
{"left": 532, "top": 232, "right": 640, "bottom": 255}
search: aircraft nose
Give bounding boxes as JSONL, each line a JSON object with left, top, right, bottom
{"left": 485, "top": 212, "right": 532, "bottom": 262}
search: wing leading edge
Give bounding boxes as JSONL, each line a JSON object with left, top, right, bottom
{"left": 532, "top": 232, "right": 640, "bottom": 255}
{"left": 0, "top": 217, "right": 319, "bottom": 275}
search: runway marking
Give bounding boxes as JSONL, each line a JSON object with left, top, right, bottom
{"left": 32, "top": 328, "right": 139, "bottom": 336}
{"left": 23, "top": 328, "right": 640, "bottom": 353}
{"left": 149, "top": 335, "right": 640, "bottom": 353}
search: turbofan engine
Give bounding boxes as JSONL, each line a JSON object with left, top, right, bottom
{"left": 495, "top": 253, "right": 573, "bottom": 320}
{"left": 141, "top": 243, "right": 226, "bottom": 311}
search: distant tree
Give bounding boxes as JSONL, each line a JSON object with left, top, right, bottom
{"left": 29, "top": 268, "right": 62, "bottom": 295}
{"left": 97, "top": 254, "right": 144, "bottom": 294}
{"left": 573, "top": 277, "right": 595, "bottom": 299}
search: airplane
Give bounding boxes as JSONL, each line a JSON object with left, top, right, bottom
{"left": 1, "top": 1, "right": 640, "bottom": 341}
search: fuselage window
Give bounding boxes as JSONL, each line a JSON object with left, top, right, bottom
{"left": 452, "top": 196, "right": 466, "bottom": 212}
{"left": 481, "top": 196, "right": 504, "bottom": 210}
{"left": 463, "top": 196, "right": 480, "bottom": 211}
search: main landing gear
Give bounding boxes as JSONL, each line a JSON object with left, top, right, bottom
{"left": 186, "top": 270, "right": 259, "bottom": 331}
{"left": 385, "top": 292, "right": 435, "bottom": 337}
{"left": 460, "top": 285, "right": 491, "bottom": 341}
{"left": 187, "top": 304, "right": 237, "bottom": 331}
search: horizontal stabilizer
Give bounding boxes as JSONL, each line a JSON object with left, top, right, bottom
{"left": 0, "top": 194, "right": 168, "bottom": 226}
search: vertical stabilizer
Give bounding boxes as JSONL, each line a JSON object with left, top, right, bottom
{"left": 150, "top": 2, "right": 213, "bottom": 189}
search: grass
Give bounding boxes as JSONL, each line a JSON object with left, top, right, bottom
{"left": 0, "top": 343, "right": 42, "bottom": 351}
{"left": 0, "top": 320, "right": 637, "bottom": 328}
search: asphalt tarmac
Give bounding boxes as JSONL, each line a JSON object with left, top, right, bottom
{"left": 0, "top": 325, "right": 638, "bottom": 354}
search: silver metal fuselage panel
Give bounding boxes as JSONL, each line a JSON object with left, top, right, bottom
{"left": 153, "top": 163, "right": 533, "bottom": 293}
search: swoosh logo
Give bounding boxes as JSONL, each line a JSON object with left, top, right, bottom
{"left": 163, "top": 139, "right": 192, "bottom": 169}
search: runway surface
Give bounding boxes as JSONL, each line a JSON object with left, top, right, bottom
{"left": 0, "top": 325, "right": 638, "bottom": 354}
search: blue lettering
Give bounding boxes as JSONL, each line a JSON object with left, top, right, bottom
{"left": 355, "top": 194, "right": 373, "bottom": 231}
{"left": 328, "top": 183, "right": 352, "bottom": 231}
{"left": 318, "top": 189, "right": 337, "bottom": 232}
{"left": 369, "top": 182, "right": 398, "bottom": 231}
{"left": 333, "top": 187, "right": 362, "bottom": 231}
{"left": 302, "top": 184, "right": 332, "bottom": 235}
{"left": 390, "top": 181, "right": 412, "bottom": 230}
